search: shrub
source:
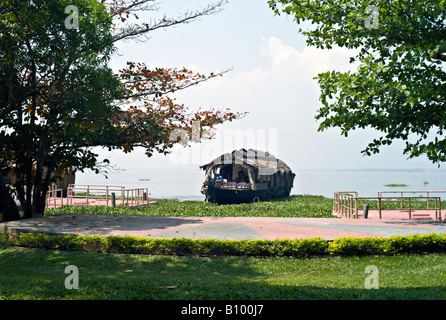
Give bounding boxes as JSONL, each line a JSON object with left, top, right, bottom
{"left": 15, "top": 232, "right": 56, "bottom": 249}
{"left": 384, "top": 233, "right": 446, "bottom": 255}
{"left": 279, "top": 238, "right": 329, "bottom": 258}
{"left": 327, "top": 237, "right": 387, "bottom": 256}
{"left": 1, "top": 231, "right": 446, "bottom": 258}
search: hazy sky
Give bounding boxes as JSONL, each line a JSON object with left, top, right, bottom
{"left": 95, "top": 0, "right": 443, "bottom": 172}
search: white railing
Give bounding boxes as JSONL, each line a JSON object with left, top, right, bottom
{"left": 45, "top": 184, "right": 65, "bottom": 209}
{"left": 66, "top": 184, "right": 150, "bottom": 207}
{"left": 12, "top": 183, "right": 150, "bottom": 210}
{"left": 333, "top": 191, "right": 443, "bottom": 221}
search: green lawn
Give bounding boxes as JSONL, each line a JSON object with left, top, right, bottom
{"left": 45, "top": 195, "right": 335, "bottom": 218}
{"left": 3, "top": 195, "right": 446, "bottom": 300}
{"left": 45, "top": 194, "right": 446, "bottom": 219}
{"left": 1, "top": 245, "right": 445, "bottom": 300}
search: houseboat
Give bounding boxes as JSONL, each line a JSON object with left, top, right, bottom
{"left": 200, "top": 148, "right": 295, "bottom": 204}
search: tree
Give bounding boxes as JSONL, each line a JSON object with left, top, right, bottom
{"left": 269, "top": 0, "right": 446, "bottom": 164}
{"left": 0, "top": 0, "right": 242, "bottom": 220}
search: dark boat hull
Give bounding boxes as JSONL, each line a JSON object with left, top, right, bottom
{"left": 204, "top": 186, "right": 292, "bottom": 204}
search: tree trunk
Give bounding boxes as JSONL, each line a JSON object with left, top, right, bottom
{"left": 0, "top": 170, "right": 21, "bottom": 221}
{"left": 33, "top": 126, "right": 51, "bottom": 216}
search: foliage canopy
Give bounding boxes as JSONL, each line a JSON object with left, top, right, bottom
{"left": 0, "top": 0, "right": 242, "bottom": 219}
{"left": 269, "top": 0, "right": 446, "bottom": 164}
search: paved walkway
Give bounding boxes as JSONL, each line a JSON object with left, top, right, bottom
{"left": 2, "top": 214, "right": 446, "bottom": 241}
{"left": 334, "top": 209, "right": 441, "bottom": 220}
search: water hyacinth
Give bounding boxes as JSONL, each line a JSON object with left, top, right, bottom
{"left": 45, "top": 195, "right": 335, "bottom": 218}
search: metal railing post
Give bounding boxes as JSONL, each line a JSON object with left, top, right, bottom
{"left": 106, "top": 185, "right": 109, "bottom": 207}
{"left": 427, "top": 192, "right": 430, "bottom": 209}
{"left": 435, "top": 197, "right": 438, "bottom": 221}
{"left": 363, "top": 203, "right": 369, "bottom": 219}
{"left": 346, "top": 195, "right": 350, "bottom": 217}
{"left": 378, "top": 196, "right": 382, "bottom": 219}
{"left": 400, "top": 192, "right": 403, "bottom": 210}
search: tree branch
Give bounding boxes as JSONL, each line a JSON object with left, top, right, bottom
{"left": 119, "top": 68, "right": 232, "bottom": 100}
{"left": 111, "top": 0, "right": 227, "bottom": 43}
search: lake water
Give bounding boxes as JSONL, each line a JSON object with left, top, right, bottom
{"left": 76, "top": 167, "right": 446, "bottom": 201}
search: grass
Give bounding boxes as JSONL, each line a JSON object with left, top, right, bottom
{"left": 44, "top": 193, "right": 446, "bottom": 220}
{"left": 45, "top": 195, "right": 335, "bottom": 218}
{"left": 1, "top": 245, "right": 445, "bottom": 300}
{"left": 3, "top": 194, "right": 446, "bottom": 300}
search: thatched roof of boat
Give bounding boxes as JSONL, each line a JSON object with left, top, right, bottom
{"left": 199, "top": 148, "right": 293, "bottom": 176}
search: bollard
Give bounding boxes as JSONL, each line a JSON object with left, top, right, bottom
{"left": 111, "top": 192, "right": 116, "bottom": 208}
{"left": 363, "top": 203, "right": 369, "bottom": 219}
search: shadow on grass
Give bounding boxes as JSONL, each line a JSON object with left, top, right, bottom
{"left": 0, "top": 246, "right": 445, "bottom": 300}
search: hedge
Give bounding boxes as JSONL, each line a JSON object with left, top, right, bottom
{"left": 1, "top": 231, "right": 446, "bottom": 258}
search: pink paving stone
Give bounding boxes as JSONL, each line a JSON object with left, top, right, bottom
{"left": 333, "top": 209, "right": 441, "bottom": 220}
{"left": 2, "top": 214, "right": 446, "bottom": 240}
{"left": 320, "top": 217, "right": 440, "bottom": 228}
{"left": 246, "top": 223, "right": 379, "bottom": 240}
